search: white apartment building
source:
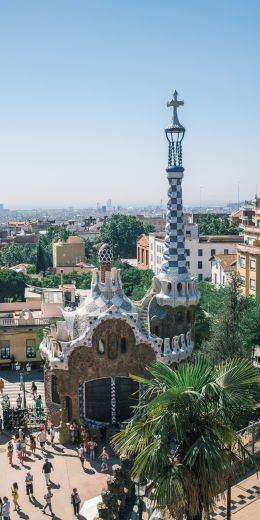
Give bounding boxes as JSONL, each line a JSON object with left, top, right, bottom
{"left": 149, "top": 225, "right": 243, "bottom": 281}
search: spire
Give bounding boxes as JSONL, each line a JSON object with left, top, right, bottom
{"left": 161, "top": 90, "right": 188, "bottom": 276}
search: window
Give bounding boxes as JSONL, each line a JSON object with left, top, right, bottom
{"left": 257, "top": 220, "right": 260, "bottom": 228}
{"left": 186, "top": 230, "right": 191, "bottom": 237}
{"left": 222, "top": 276, "right": 225, "bottom": 284}
{"left": 240, "top": 256, "right": 246, "bottom": 268}
{"left": 211, "top": 249, "right": 216, "bottom": 256}
{"left": 250, "top": 279, "right": 256, "bottom": 290}
{"left": 151, "top": 243, "right": 153, "bottom": 251}
{"left": 26, "top": 339, "right": 36, "bottom": 358}
{"left": 224, "top": 249, "right": 229, "bottom": 255}
{"left": 198, "top": 273, "right": 203, "bottom": 281}
{"left": 150, "top": 254, "right": 153, "bottom": 262}
{"left": 137, "top": 248, "right": 140, "bottom": 262}
{"left": 120, "top": 337, "right": 127, "bottom": 354}
{"left": 185, "top": 249, "right": 190, "bottom": 256}
{"left": 214, "top": 273, "right": 217, "bottom": 284}
{"left": 141, "top": 249, "right": 144, "bottom": 264}
{"left": 198, "top": 249, "right": 203, "bottom": 257}
{"left": 198, "top": 261, "right": 203, "bottom": 269}
{"left": 51, "top": 374, "right": 60, "bottom": 403}
{"left": 186, "top": 261, "right": 190, "bottom": 269}
{"left": 240, "top": 275, "right": 245, "bottom": 286}
{"left": 146, "top": 250, "right": 148, "bottom": 266}
{"left": 250, "top": 258, "right": 256, "bottom": 271}
{"left": 0, "top": 340, "right": 10, "bottom": 359}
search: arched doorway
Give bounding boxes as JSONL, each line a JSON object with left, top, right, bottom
{"left": 65, "top": 396, "right": 72, "bottom": 422}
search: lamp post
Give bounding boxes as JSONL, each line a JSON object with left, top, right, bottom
{"left": 134, "top": 478, "right": 147, "bottom": 520}
{"left": 15, "top": 362, "right": 31, "bottom": 408}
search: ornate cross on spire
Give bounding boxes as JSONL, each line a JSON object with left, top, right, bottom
{"left": 167, "top": 90, "right": 184, "bottom": 129}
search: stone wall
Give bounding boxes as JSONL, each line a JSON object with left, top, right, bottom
{"left": 46, "top": 318, "right": 156, "bottom": 435}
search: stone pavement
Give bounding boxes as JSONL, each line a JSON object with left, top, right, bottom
{"left": 210, "top": 471, "right": 260, "bottom": 519}
{"left": 0, "top": 433, "right": 116, "bottom": 520}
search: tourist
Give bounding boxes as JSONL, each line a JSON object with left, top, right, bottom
{"left": 2, "top": 497, "right": 10, "bottom": 520}
{"left": 31, "top": 381, "right": 37, "bottom": 399}
{"left": 0, "top": 497, "right": 2, "bottom": 519}
{"left": 25, "top": 472, "right": 34, "bottom": 501}
{"left": 30, "top": 434, "right": 36, "bottom": 456}
{"left": 100, "top": 446, "right": 109, "bottom": 472}
{"left": 0, "top": 378, "right": 4, "bottom": 395}
{"left": 35, "top": 395, "right": 42, "bottom": 416}
{"left": 88, "top": 438, "right": 98, "bottom": 461}
{"left": 49, "top": 424, "right": 56, "bottom": 446}
{"left": 42, "top": 457, "right": 54, "bottom": 486}
{"left": 19, "top": 372, "right": 24, "bottom": 391}
{"left": 0, "top": 416, "right": 3, "bottom": 434}
{"left": 16, "top": 393, "right": 22, "bottom": 409}
{"left": 77, "top": 444, "right": 86, "bottom": 470}
{"left": 37, "top": 429, "right": 46, "bottom": 452}
{"left": 42, "top": 486, "right": 54, "bottom": 516}
{"left": 11, "top": 482, "right": 20, "bottom": 512}
{"left": 22, "top": 433, "right": 27, "bottom": 460}
{"left": 15, "top": 438, "right": 23, "bottom": 466}
{"left": 69, "top": 421, "right": 77, "bottom": 444}
{"left": 18, "top": 428, "right": 23, "bottom": 440}
{"left": 7, "top": 441, "right": 13, "bottom": 466}
{"left": 71, "top": 488, "right": 81, "bottom": 517}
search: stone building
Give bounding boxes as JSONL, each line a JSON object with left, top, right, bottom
{"left": 40, "top": 92, "right": 199, "bottom": 442}
{"left": 52, "top": 235, "right": 85, "bottom": 268}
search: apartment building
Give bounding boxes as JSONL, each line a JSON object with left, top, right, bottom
{"left": 137, "top": 234, "right": 149, "bottom": 269}
{"left": 52, "top": 235, "right": 85, "bottom": 269}
{"left": 237, "top": 208, "right": 260, "bottom": 296}
{"left": 211, "top": 254, "right": 237, "bottom": 287}
{"left": 149, "top": 225, "right": 243, "bottom": 280}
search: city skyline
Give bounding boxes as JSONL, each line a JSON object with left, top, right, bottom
{"left": 1, "top": 1, "right": 260, "bottom": 208}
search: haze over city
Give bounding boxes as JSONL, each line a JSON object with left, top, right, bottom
{"left": 1, "top": 0, "right": 260, "bottom": 209}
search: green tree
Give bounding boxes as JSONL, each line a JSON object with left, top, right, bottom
{"left": 0, "top": 270, "right": 26, "bottom": 302}
{"left": 99, "top": 214, "right": 154, "bottom": 258}
{"left": 113, "top": 359, "right": 259, "bottom": 520}
{"left": 36, "top": 241, "right": 48, "bottom": 274}
{"left": 241, "top": 297, "right": 260, "bottom": 353}
{"left": 0, "top": 243, "right": 37, "bottom": 266}
{"left": 201, "top": 274, "right": 248, "bottom": 362}
{"left": 117, "top": 263, "right": 153, "bottom": 300}
{"left": 197, "top": 215, "right": 239, "bottom": 235}
{"left": 195, "top": 281, "right": 227, "bottom": 347}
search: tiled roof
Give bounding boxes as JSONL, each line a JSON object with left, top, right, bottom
{"left": 213, "top": 254, "right": 237, "bottom": 271}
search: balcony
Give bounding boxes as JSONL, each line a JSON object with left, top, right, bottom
{"left": 0, "top": 316, "right": 53, "bottom": 327}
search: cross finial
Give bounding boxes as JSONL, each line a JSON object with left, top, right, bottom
{"left": 167, "top": 90, "right": 184, "bottom": 129}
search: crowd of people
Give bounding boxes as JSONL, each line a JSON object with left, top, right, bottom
{"left": 0, "top": 414, "right": 111, "bottom": 518}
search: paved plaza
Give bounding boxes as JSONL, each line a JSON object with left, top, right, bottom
{"left": 0, "top": 432, "right": 116, "bottom": 519}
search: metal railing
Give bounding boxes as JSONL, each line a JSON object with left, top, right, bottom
{"left": 237, "top": 420, "right": 260, "bottom": 456}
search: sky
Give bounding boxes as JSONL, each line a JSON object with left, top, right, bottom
{"left": 1, "top": 0, "right": 260, "bottom": 209}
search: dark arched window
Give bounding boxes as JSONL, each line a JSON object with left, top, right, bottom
{"left": 108, "top": 334, "right": 118, "bottom": 360}
{"left": 187, "top": 310, "right": 192, "bottom": 323}
{"left": 120, "top": 337, "right": 127, "bottom": 354}
{"left": 65, "top": 396, "right": 72, "bottom": 422}
{"left": 51, "top": 374, "right": 60, "bottom": 404}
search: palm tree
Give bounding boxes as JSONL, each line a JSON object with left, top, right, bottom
{"left": 113, "top": 358, "right": 259, "bottom": 520}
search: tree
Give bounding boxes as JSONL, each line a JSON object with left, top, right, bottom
{"left": 117, "top": 263, "right": 153, "bottom": 300}
{"left": 113, "top": 359, "right": 259, "bottom": 520}
{"left": 201, "top": 273, "right": 248, "bottom": 362}
{"left": 195, "top": 281, "right": 227, "bottom": 347}
{"left": 241, "top": 297, "right": 260, "bottom": 353}
{"left": 36, "top": 241, "right": 48, "bottom": 274}
{"left": 197, "top": 215, "right": 239, "bottom": 235}
{"left": 0, "top": 270, "right": 26, "bottom": 302}
{"left": 99, "top": 214, "right": 154, "bottom": 258}
{"left": 0, "top": 243, "right": 37, "bottom": 266}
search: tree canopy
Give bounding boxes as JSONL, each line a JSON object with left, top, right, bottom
{"left": 0, "top": 270, "right": 26, "bottom": 302}
{"left": 99, "top": 214, "right": 154, "bottom": 258}
{"left": 197, "top": 214, "right": 239, "bottom": 235}
{"left": 113, "top": 359, "right": 259, "bottom": 520}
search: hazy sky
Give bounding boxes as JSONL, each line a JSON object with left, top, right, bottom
{"left": 1, "top": 1, "right": 260, "bottom": 209}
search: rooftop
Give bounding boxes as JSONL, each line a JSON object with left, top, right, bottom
{"left": 213, "top": 254, "right": 237, "bottom": 271}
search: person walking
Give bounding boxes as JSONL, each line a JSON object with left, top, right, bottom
{"left": 7, "top": 441, "right": 13, "bottom": 466}
{"left": 16, "top": 393, "right": 22, "bottom": 409}
{"left": 2, "top": 497, "right": 10, "bottom": 520}
{"left": 29, "top": 434, "right": 36, "bottom": 456}
{"left": 15, "top": 438, "right": 23, "bottom": 466}
{"left": 21, "top": 434, "right": 27, "bottom": 461}
{"left": 100, "top": 446, "right": 109, "bottom": 472}
{"left": 42, "top": 458, "right": 54, "bottom": 486}
{"left": 11, "top": 483, "right": 20, "bottom": 512}
{"left": 0, "top": 378, "right": 4, "bottom": 396}
{"left": 71, "top": 488, "right": 81, "bottom": 517}
{"left": 25, "top": 472, "right": 34, "bottom": 501}
{"left": 35, "top": 395, "right": 42, "bottom": 416}
{"left": 77, "top": 444, "right": 86, "bottom": 470}
{"left": 49, "top": 424, "right": 56, "bottom": 446}
{"left": 89, "top": 439, "right": 97, "bottom": 461}
{"left": 37, "top": 429, "right": 46, "bottom": 452}
{"left": 42, "top": 486, "right": 54, "bottom": 516}
{"left": 31, "top": 381, "right": 37, "bottom": 399}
